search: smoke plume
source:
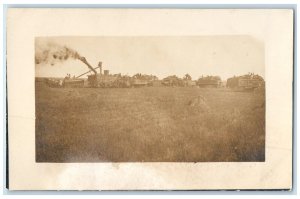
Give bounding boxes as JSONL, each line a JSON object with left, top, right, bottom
{"left": 35, "top": 41, "right": 81, "bottom": 65}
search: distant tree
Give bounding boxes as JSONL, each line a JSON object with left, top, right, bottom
{"left": 184, "top": 74, "right": 192, "bottom": 80}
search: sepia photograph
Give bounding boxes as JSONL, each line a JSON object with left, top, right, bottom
{"left": 35, "top": 36, "right": 265, "bottom": 162}
{"left": 7, "top": 8, "right": 293, "bottom": 190}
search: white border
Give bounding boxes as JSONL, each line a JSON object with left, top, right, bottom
{"left": 1, "top": 1, "right": 298, "bottom": 198}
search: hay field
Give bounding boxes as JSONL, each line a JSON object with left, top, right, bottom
{"left": 35, "top": 81, "right": 265, "bottom": 162}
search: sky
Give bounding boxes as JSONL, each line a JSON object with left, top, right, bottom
{"left": 35, "top": 36, "right": 265, "bottom": 80}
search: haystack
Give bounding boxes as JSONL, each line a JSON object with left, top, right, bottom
{"left": 188, "top": 95, "right": 210, "bottom": 112}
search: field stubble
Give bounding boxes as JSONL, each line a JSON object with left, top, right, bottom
{"left": 36, "top": 82, "right": 265, "bottom": 162}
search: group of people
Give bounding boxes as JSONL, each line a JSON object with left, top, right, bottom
{"left": 65, "top": 74, "right": 75, "bottom": 80}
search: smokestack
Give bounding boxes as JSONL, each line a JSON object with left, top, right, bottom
{"left": 78, "top": 56, "right": 97, "bottom": 74}
{"left": 98, "top": 62, "right": 102, "bottom": 75}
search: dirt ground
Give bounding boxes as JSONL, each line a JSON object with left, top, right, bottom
{"left": 35, "top": 81, "right": 265, "bottom": 162}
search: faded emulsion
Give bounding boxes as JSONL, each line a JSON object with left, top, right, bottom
{"left": 35, "top": 36, "right": 265, "bottom": 162}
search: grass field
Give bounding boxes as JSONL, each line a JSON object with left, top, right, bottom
{"left": 35, "top": 81, "right": 265, "bottom": 162}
